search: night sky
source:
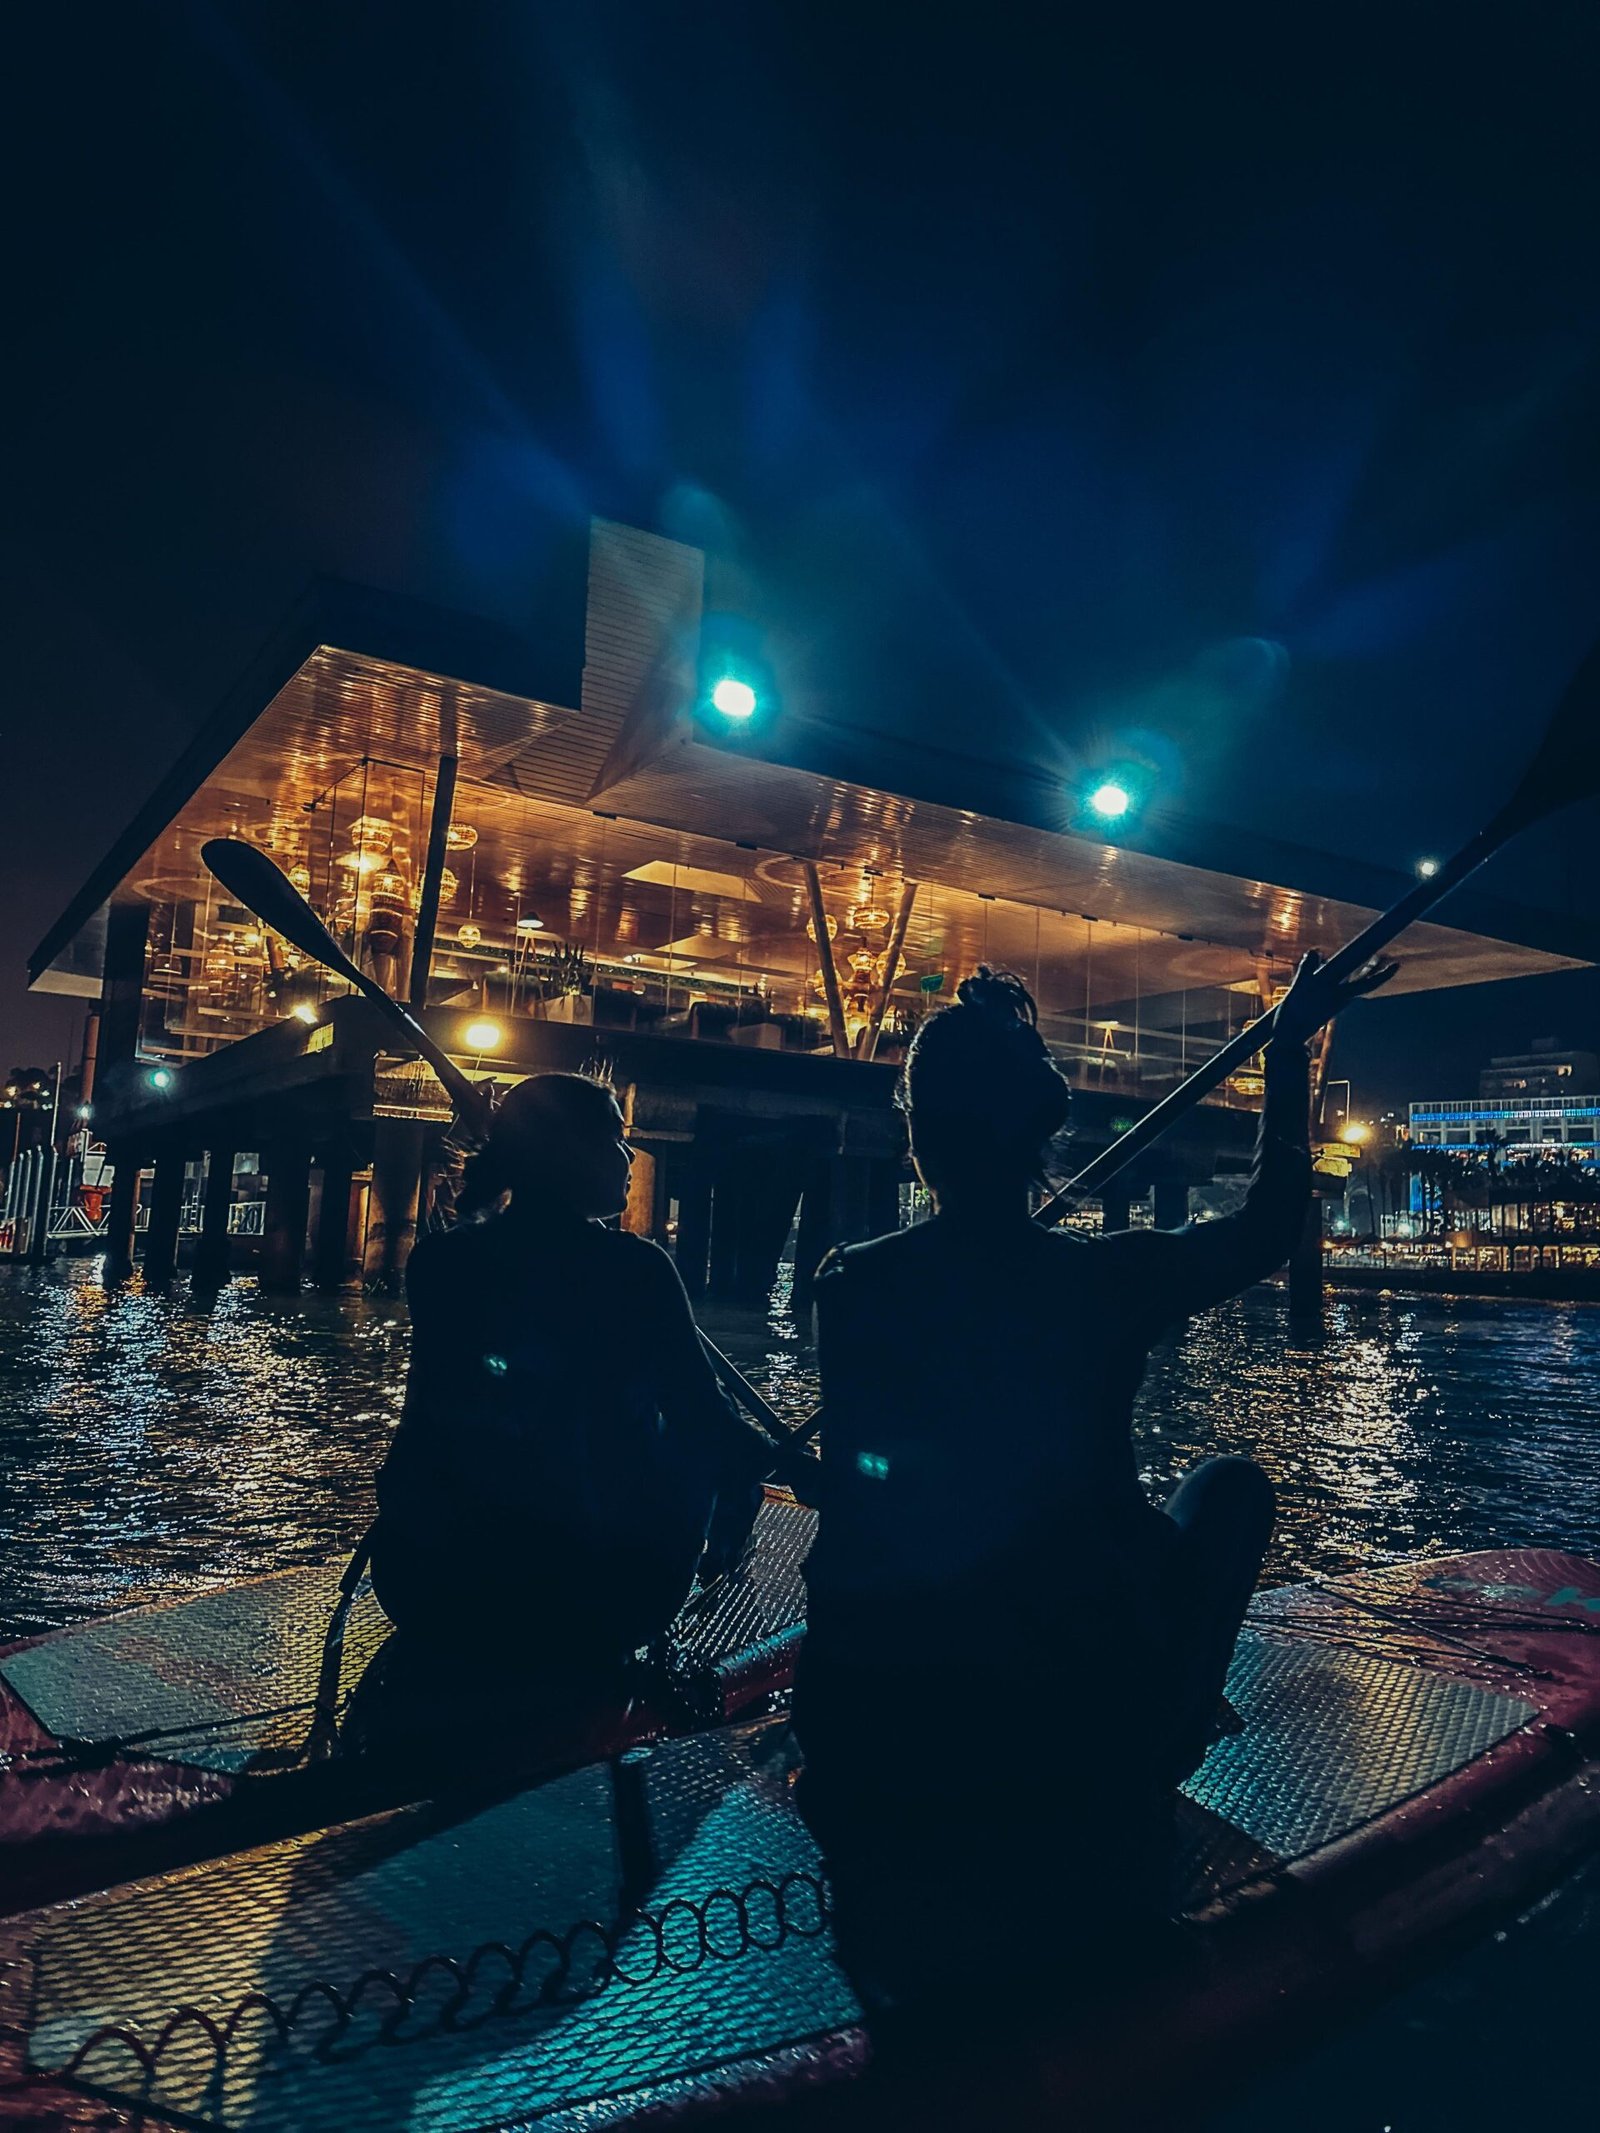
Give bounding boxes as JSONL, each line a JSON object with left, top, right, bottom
{"left": 9, "top": 4, "right": 1600, "bottom": 1113}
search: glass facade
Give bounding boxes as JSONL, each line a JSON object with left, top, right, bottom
{"left": 133, "top": 771, "right": 1274, "bottom": 1106}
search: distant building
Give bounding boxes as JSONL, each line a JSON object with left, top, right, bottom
{"left": 1408, "top": 1093, "right": 1600, "bottom": 1162}
{"left": 1477, "top": 1039, "right": 1599, "bottom": 1101}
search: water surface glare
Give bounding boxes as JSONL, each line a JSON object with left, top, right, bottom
{"left": 3, "top": 1261, "right": 1597, "bottom": 1636}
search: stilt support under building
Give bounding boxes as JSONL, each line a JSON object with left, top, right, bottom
{"left": 313, "top": 1141, "right": 364, "bottom": 1292}
{"left": 261, "top": 1141, "right": 312, "bottom": 1294}
{"left": 102, "top": 1141, "right": 141, "bottom": 1285}
{"left": 141, "top": 1144, "right": 185, "bottom": 1286}
{"left": 364, "top": 1118, "right": 423, "bottom": 1291}
{"left": 192, "top": 1145, "right": 235, "bottom": 1289}
{"left": 1288, "top": 1199, "right": 1325, "bottom": 1327}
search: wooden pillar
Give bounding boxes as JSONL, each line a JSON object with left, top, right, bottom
{"left": 313, "top": 1141, "right": 363, "bottom": 1291}
{"left": 1153, "top": 1178, "right": 1191, "bottom": 1233}
{"left": 192, "top": 1144, "right": 235, "bottom": 1288}
{"left": 102, "top": 1139, "right": 141, "bottom": 1284}
{"left": 141, "top": 1144, "right": 185, "bottom": 1285}
{"left": 675, "top": 1164, "right": 713, "bottom": 1298}
{"left": 363, "top": 1117, "right": 423, "bottom": 1291}
{"left": 261, "top": 1140, "right": 312, "bottom": 1294}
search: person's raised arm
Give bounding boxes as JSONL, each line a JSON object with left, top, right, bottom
{"left": 1101, "top": 950, "right": 1395, "bottom": 1334}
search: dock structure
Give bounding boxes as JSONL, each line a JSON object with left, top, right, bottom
{"left": 26, "top": 522, "right": 1594, "bottom": 1296}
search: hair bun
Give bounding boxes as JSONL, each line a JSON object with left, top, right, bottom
{"left": 953, "top": 965, "right": 1038, "bottom": 1030}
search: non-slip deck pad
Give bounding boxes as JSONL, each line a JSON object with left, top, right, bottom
{"left": 24, "top": 1630, "right": 1537, "bottom": 2131}
{"left": 0, "top": 1568, "right": 392, "bottom": 1775}
{"left": 0, "top": 1497, "right": 818, "bottom": 1777}
{"left": 1182, "top": 1629, "right": 1534, "bottom": 1861}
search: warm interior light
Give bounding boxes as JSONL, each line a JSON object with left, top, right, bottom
{"left": 291, "top": 1003, "right": 319, "bottom": 1026}
{"left": 1088, "top": 781, "right": 1132, "bottom": 820}
{"left": 1340, "top": 1122, "right": 1370, "bottom": 1145}
{"left": 463, "top": 1018, "right": 501, "bottom": 1053}
{"left": 710, "top": 676, "right": 758, "bottom": 720}
{"left": 515, "top": 914, "right": 546, "bottom": 932}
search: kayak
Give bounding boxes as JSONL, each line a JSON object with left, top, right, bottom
{"left": 5, "top": 1545, "right": 1598, "bottom": 2132}
{"left": 0, "top": 1489, "right": 816, "bottom": 1916}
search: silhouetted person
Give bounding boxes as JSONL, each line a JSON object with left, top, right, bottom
{"left": 369, "top": 1074, "right": 771, "bottom": 1676}
{"left": 793, "top": 953, "right": 1390, "bottom": 2030}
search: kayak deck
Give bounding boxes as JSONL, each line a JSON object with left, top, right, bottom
{"left": 6, "top": 1546, "right": 1599, "bottom": 2132}
{"left": 0, "top": 1491, "right": 816, "bottom": 1910}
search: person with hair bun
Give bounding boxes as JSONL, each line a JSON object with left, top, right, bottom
{"left": 794, "top": 952, "right": 1392, "bottom": 2011}
{"left": 368, "top": 1073, "right": 772, "bottom": 1673}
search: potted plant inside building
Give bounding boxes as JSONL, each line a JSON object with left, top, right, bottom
{"left": 535, "top": 942, "right": 594, "bottom": 1024}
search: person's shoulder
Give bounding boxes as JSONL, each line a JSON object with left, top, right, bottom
{"left": 409, "top": 1206, "right": 520, "bottom": 1275}
{"left": 815, "top": 1225, "right": 931, "bottom": 1310}
{"left": 595, "top": 1227, "right": 682, "bottom": 1286}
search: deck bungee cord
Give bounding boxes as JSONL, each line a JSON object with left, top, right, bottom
{"left": 30, "top": 1865, "right": 835, "bottom": 2096}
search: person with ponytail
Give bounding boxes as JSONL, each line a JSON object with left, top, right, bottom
{"left": 369, "top": 1073, "right": 772, "bottom": 1673}
{"left": 793, "top": 952, "right": 1392, "bottom": 2015}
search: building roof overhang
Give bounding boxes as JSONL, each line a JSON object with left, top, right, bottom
{"left": 29, "top": 572, "right": 1599, "bottom": 1002}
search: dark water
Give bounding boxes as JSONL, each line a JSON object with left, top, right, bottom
{"left": 1, "top": 1260, "right": 1596, "bottom": 2127}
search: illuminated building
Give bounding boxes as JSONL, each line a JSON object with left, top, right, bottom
{"left": 28, "top": 522, "right": 1592, "bottom": 1295}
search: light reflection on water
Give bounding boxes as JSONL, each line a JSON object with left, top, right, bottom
{"left": 6, "top": 1260, "right": 1597, "bottom": 1640}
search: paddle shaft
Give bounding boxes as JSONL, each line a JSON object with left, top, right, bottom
{"left": 1036, "top": 807, "right": 1513, "bottom": 1219}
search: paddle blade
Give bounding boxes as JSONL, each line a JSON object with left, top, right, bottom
{"left": 1501, "top": 633, "right": 1600, "bottom": 831}
{"left": 201, "top": 839, "right": 362, "bottom": 986}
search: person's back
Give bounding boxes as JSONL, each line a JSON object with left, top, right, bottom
{"left": 801, "top": 1216, "right": 1159, "bottom": 1685}
{"left": 370, "top": 1074, "right": 771, "bottom": 1666}
{"left": 792, "top": 957, "right": 1391, "bottom": 2017}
